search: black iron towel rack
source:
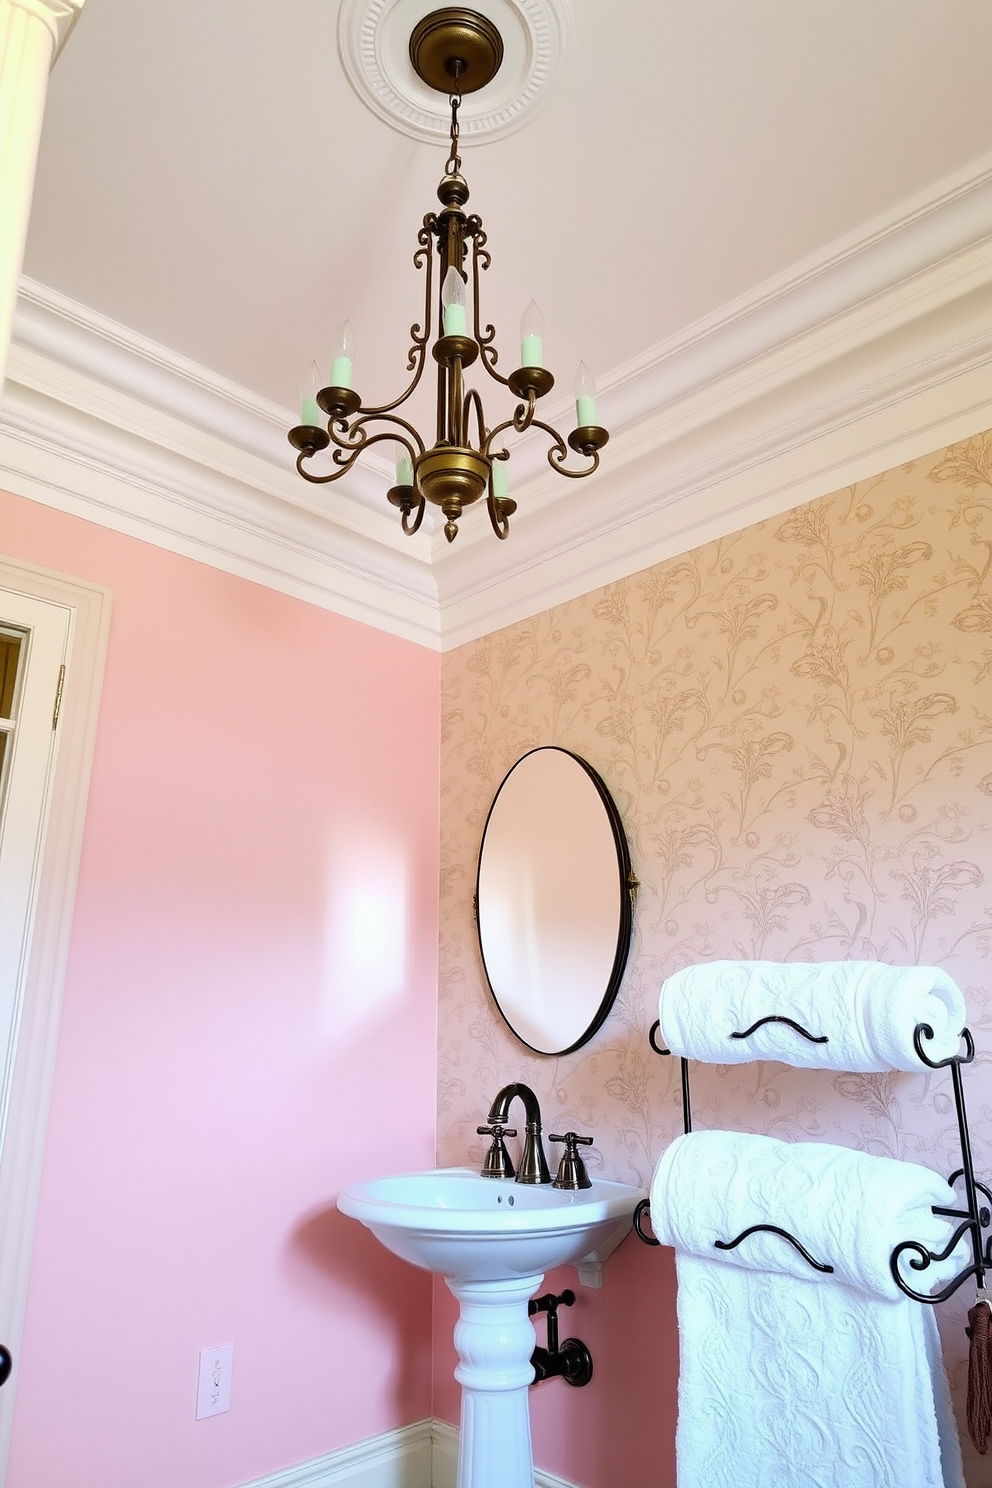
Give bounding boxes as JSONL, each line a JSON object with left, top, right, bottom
{"left": 633, "top": 1015, "right": 991, "bottom": 1305}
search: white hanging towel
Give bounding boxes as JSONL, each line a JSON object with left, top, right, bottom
{"left": 658, "top": 960, "right": 966, "bottom": 1071}
{"left": 651, "top": 1130, "right": 965, "bottom": 1488}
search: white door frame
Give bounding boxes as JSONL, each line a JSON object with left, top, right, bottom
{"left": 0, "top": 554, "right": 110, "bottom": 1478}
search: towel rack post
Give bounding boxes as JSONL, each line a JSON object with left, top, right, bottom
{"left": 889, "top": 1024, "right": 990, "bottom": 1304}
{"left": 647, "top": 1020, "right": 692, "bottom": 1136}
{"left": 948, "top": 1042, "right": 986, "bottom": 1295}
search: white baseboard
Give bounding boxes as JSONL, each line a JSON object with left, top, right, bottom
{"left": 244, "top": 1420, "right": 433, "bottom": 1488}
{"left": 428, "top": 1421, "right": 457, "bottom": 1488}
{"left": 238, "top": 1418, "right": 580, "bottom": 1488}
{"left": 431, "top": 1418, "right": 579, "bottom": 1488}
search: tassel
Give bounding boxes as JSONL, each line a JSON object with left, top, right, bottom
{"left": 967, "top": 1297, "right": 992, "bottom": 1454}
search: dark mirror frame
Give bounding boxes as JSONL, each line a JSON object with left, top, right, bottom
{"left": 476, "top": 747, "right": 635, "bottom": 1056}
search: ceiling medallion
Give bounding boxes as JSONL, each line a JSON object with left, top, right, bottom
{"left": 337, "top": 0, "right": 569, "bottom": 145}
{"left": 290, "top": 5, "right": 607, "bottom": 545}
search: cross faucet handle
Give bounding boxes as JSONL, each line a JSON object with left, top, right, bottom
{"left": 548, "top": 1132, "right": 593, "bottom": 1190}
{"left": 477, "top": 1123, "right": 517, "bottom": 1179}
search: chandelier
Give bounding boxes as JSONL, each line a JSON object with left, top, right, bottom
{"left": 288, "top": 7, "right": 609, "bottom": 544}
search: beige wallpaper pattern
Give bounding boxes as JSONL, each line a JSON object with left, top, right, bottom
{"left": 439, "top": 431, "right": 992, "bottom": 1474}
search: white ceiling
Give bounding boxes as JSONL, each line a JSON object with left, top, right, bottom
{"left": 4, "top": 0, "right": 992, "bottom": 647}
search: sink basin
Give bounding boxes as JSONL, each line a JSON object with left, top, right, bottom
{"left": 337, "top": 1166, "right": 646, "bottom": 1286}
{"left": 339, "top": 1166, "right": 646, "bottom": 1488}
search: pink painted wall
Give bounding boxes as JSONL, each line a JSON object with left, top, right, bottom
{"left": 438, "top": 430, "right": 992, "bottom": 1487}
{"left": 0, "top": 489, "right": 440, "bottom": 1488}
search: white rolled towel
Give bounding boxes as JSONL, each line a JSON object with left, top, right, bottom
{"left": 650, "top": 1129, "right": 958, "bottom": 1298}
{"left": 650, "top": 1131, "right": 965, "bottom": 1488}
{"left": 658, "top": 960, "right": 966, "bottom": 1072}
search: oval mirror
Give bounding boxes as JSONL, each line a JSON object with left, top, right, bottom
{"left": 476, "top": 747, "right": 634, "bottom": 1055}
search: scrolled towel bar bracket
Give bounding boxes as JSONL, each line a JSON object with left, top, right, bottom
{"left": 913, "top": 1023, "right": 974, "bottom": 1070}
{"left": 648, "top": 1020, "right": 668, "bottom": 1056}
{"left": 633, "top": 1198, "right": 660, "bottom": 1246}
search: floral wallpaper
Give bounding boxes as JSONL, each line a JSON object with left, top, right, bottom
{"left": 438, "top": 430, "right": 992, "bottom": 1481}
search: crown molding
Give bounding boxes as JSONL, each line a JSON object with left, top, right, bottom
{"left": 438, "top": 332, "right": 992, "bottom": 648}
{"left": 1, "top": 154, "right": 990, "bottom": 653}
{"left": 435, "top": 250, "right": 992, "bottom": 645}
{"left": 603, "top": 152, "right": 992, "bottom": 429}
{"left": 5, "top": 0, "right": 85, "bottom": 62}
{"left": 3, "top": 285, "right": 443, "bottom": 647}
{"left": 432, "top": 153, "right": 992, "bottom": 645}
{"left": 0, "top": 417, "right": 443, "bottom": 658}
{"left": 11, "top": 280, "right": 391, "bottom": 496}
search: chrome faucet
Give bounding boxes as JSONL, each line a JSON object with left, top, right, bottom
{"left": 485, "top": 1083, "right": 552, "bottom": 1184}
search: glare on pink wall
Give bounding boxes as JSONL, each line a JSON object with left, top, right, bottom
{"left": 0, "top": 488, "right": 440, "bottom": 1488}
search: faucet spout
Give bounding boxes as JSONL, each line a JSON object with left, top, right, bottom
{"left": 486, "top": 1083, "right": 552, "bottom": 1184}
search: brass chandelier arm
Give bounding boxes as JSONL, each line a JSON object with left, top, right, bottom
{"left": 487, "top": 488, "right": 511, "bottom": 539}
{"left": 349, "top": 217, "right": 437, "bottom": 420}
{"left": 469, "top": 225, "right": 509, "bottom": 388}
{"left": 514, "top": 389, "right": 538, "bottom": 432}
{"left": 483, "top": 402, "right": 534, "bottom": 456}
{"left": 290, "top": 413, "right": 367, "bottom": 484}
{"left": 542, "top": 421, "right": 604, "bottom": 479}
{"left": 295, "top": 448, "right": 339, "bottom": 484}
{"left": 400, "top": 497, "right": 426, "bottom": 536}
{"left": 464, "top": 387, "right": 487, "bottom": 450}
{"left": 295, "top": 417, "right": 425, "bottom": 486}
{"left": 343, "top": 415, "right": 426, "bottom": 458}
{"left": 485, "top": 415, "right": 604, "bottom": 481}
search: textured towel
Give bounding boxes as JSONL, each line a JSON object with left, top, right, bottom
{"left": 658, "top": 960, "right": 966, "bottom": 1071}
{"left": 651, "top": 1131, "right": 965, "bottom": 1488}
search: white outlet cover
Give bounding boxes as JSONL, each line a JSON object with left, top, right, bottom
{"left": 195, "top": 1343, "right": 233, "bottom": 1420}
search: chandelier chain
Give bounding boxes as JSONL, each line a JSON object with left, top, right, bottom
{"left": 446, "top": 89, "right": 462, "bottom": 177}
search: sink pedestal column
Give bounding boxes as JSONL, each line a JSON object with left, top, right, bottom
{"left": 447, "top": 1272, "right": 544, "bottom": 1488}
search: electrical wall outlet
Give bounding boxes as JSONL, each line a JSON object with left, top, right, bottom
{"left": 195, "top": 1343, "right": 233, "bottom": 1420}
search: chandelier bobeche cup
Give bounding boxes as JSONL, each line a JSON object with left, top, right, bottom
{"left": 288, "top": 6, "right": 609, "bottom": 543}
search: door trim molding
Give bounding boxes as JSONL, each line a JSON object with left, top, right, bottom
{"left": 0, "top": 555, "right": 110, "bottom": 1477}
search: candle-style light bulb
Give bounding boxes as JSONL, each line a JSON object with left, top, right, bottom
{"left": 491, "top": 461, "right": 509, "bottom": 499}
{"left": 300, "top": 360, "right": 322, "bottom": 426}
{"left": 520, "top": 300, "right": 544, "bottom": 368}
{"left": 441, "top": 266, "right": 468, "bottom": 336}
{"left": 574, "top": 361, "right": 598, "bottom": 427}
{"left": 394, "top": 443, "right": 414, "bottom": 488}
{"left": 330, "top": 320, "right": 355, "bottom": 389}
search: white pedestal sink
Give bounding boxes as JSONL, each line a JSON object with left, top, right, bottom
{"left": 338, "top": 1167, "right": 646, "bottom": 1488}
